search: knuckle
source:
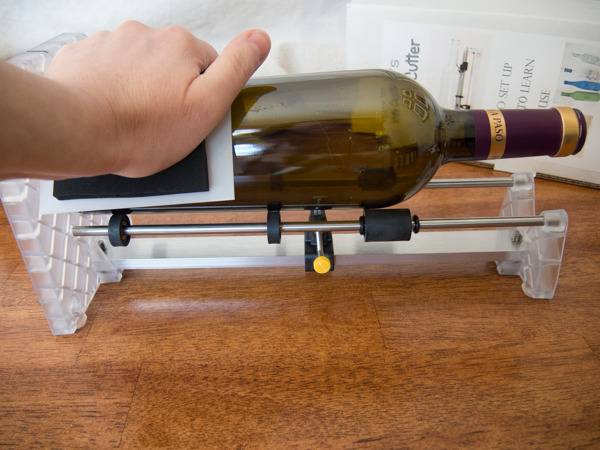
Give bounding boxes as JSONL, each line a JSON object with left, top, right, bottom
{"left": 163, "top": 25, "right": 191, "bottom": 42}
{"left": 163, "top": 25, "right": 197, "bottom": 47}
{"left": 164, "top": 24, "right": 187, "bottom": 35}
{"left": 118, "top": 20, "right": 146, "bottom": 31}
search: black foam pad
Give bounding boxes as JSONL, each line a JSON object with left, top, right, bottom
{"left": 53, "top": 141, "right": 208, "bottom": 200}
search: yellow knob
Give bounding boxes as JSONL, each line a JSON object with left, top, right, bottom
{"left": 313, "top": 256, "right": 331, "bottom": 274}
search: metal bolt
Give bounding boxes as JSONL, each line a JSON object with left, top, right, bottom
{"left": 511, "top": 230, "right": 523, "bottom": 246}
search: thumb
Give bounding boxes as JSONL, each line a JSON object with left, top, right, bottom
{"left": 189, "top": 29, "right": 270, "bottom": 129}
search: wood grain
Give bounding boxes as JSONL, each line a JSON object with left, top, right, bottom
{"left": 1, "top": 163, "right": 599, "bottom": 449}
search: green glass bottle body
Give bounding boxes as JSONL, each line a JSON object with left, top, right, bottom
{"left": 226, "top": 70, "right": 585, "bottom": 209}
{"left": 229, "top": 70, "right": 447, "bottom": 209}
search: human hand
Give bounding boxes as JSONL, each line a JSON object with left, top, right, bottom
{"left": 46, "top": 21, "right": 270, "bottom": 177}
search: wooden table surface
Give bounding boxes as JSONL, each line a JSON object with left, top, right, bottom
{"left": 1, "top": 164, "right": 599, "bottom": 449}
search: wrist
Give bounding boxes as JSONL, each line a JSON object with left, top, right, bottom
{"left": 1, "top": 63, "right": 121, "bottom": 179}
{"left": 64, "top": 85, "right": 125, "bottom": 176}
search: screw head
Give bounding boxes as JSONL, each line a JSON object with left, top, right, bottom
{"left": 511, "top": 230, "right": 523, "bottom": 246}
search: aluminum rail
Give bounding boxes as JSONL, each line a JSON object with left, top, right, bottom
{"left": 72, "top": 215, "right": 547, "bottom": 238}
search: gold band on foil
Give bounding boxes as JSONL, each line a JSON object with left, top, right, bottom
{"left": 554, "top": 107, "right": 580, "bottom": 157}
{"left": 485, "top": 110, "right": 507, "bottom": 159}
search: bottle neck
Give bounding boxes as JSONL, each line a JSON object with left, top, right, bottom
{"left": 442, "top": 107, "right": 587, "bottom": 163}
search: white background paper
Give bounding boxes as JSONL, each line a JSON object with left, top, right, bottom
{"left": 347, "top": 1, "right": 600, "bottom": 185}
{"left": 0, "top": 0, "right": 347, "bottom": 75}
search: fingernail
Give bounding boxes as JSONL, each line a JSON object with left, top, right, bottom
{"left": 246, "top": 29, "right": 271, "bottom": 61}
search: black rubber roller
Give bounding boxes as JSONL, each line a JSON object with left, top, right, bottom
{"left": 361, "top": 209, "right": 413, "bottom": 242}
{"left": 108, "top": 213, "right": 131, "bottom": 247}
{"left": 267, "top": 210, "right": 281, "bottom": 244}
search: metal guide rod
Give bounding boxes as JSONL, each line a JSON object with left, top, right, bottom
{"left": 419, "top": 216, "right": 546, "bottom": 229}
{"left": 424, "top": 177, "right": 514, "bottom": 188}
{"left": 73, "top": 222, "right": 359, "bottom": 236}
{"left": 72, "top": 215, "right": 547, "bottom": 237}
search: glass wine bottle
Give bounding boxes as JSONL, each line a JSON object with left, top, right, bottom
{"left": 225, "top": 70, "right": 587, "bottom": 209}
